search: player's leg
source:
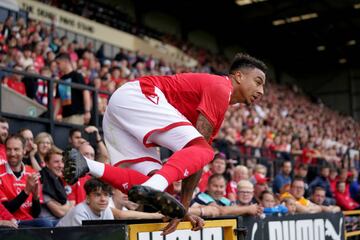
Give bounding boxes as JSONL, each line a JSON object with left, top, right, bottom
{"left": 64, "top": 105, "right": 162, "bottom": 193}
{"left": 140, "top": 126, "right": 214, "bottom": 190}
{"left": 63, "top": 148, "right": 149, "bottom": 193}
{"left": 128, "top": 126, "right": 214, "bottom": 219}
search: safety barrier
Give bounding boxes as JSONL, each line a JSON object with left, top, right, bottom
{"left": 0, "top": 212, "right": 346, "bottom": 240}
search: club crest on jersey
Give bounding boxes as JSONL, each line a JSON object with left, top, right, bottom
{"left": 146, "top": 94, "right": 159, "bottom": 105}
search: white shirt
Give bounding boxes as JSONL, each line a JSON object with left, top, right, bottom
{"left": 56, "top": 201, "right": 114, "bottom": 227}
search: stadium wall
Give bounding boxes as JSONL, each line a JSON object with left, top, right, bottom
{"left": 16, "top": 0, "right": 197, "bottom": 67}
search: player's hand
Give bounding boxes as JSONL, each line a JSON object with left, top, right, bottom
{"left": 161, "top": 213, "right": 204, "bottom": 236}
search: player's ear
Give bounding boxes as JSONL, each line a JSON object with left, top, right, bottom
{"left": 234, "top": 71, "right": 243, "bottom": 84}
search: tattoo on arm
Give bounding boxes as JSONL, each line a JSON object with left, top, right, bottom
{"left": 196, "top": 113, "right": 213, "bottom": 142}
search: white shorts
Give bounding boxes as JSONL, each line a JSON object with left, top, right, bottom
{"left": 103, "top": 81, "right": 202, "bottom": 175}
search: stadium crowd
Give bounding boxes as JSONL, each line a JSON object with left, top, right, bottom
{"left": 0, "top": 15, "right": 359, "bottom": 229}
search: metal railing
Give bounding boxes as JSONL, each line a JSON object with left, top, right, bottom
{"left": 0, "top": 66, "right": 110, "bottom": 135}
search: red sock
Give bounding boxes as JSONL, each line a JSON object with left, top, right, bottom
{"left": 156, "top": 137, "right": 214, "bottom": 184}
{"left": 100, "top": 165, "right": 149, "bottom": 194}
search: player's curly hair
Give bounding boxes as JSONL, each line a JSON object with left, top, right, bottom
{"left": 229, "top": 53, "right": 267, "bottom": 74}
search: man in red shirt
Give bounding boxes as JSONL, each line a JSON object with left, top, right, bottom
{"left": 0, "top": 117, "right": 9, "bottom": 165}
{"left": 0, "top": 134, "right": 48, "bottom": 227}
{"left": 64, "top": 53, "right": 267, "bottom": 234}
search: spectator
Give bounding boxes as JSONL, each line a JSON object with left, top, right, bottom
{"left": 56, "top": 178, "right": 113, "bottom": 227}
{"left": 294, "top": 163, "right": 310, "bottom": 197}
{"left": 189, "top": 179, "right": 262, "bottom": 218}
{"left": 0, "top": 134, "right": 50, "bottom": 227}
{"left": 294, "top": 163, "right": 308, "bottom": 179}
{"left": 281, "top": 197, "right": 296, "bottom": 215}
{"left": 68, "top": 128, "right": 85, "bottom": 149}
{"left": 17, "top": 128, "right": 38, "bottom": 170}
{"left": 68, "top": 143, "right": 96, "bottom": 204}
{"left": 236, "top": 180, "right": 255, "bottom": 206}
{"left": 349, "top": 167, "right": 360, "bottom": 203}
{"left": 310, "top": 186, "right": 340, "bottom": 213}
{"left": 36, "top": 66, "right": 52, "bottom": 106}
{"left": 39, "top": 147, "right": 74, "bottom": 225}
{"left": 260, "top": 190, "right": 288, "bottom": 216}
{"left": 22, "top": 65, "right": 38, "bottom": 100}
{"left": 308, "top": 164, "right": 333, "bottom": 200}
{"left": 33, "top": 132, "right": 54, "bottom": 170}
{"left": 3, "top": 65, "right": 26, "bottom": 95}
{"left": 329, "top": 167, "right": 338, "bottom": 194}
{"left": 226, "top": 165, "right": 249, "bottom": 201}
{"left": 191, "top": 174, "right": 231, "bottom": 207}
{"left": 273, "top": 160, "right": 292, "bottom": 195}
{"left": 0, "top": 202, "right": 17, "bottom": 228}
{"left": 82, "top": 126, "right": 109, "bottom": 163}
{"left": 198, "top": 153, "right": 226, "bottom": 192}
{"left": 0, "top": 117, "right": 9, "bottom": 164}
{"left": 54, "top": 53, "right": 91, "bottom": 125}
{"left": 280, "top": 177, "right": 322, "bottom": 214}
{"left": 2, "top": 16, "right": 14, "bottom": 41}
{"left": 334, "top": 181, "right": 359, "bottom": 210}
{"left": 253, "top": 173, "right": 269, "bottom": 203}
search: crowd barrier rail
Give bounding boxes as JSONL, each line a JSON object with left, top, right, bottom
{"left": 0, "top": 212, "right": 346, "bottom": 240}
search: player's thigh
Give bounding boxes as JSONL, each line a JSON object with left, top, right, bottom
{"left": 103, "top": 114, "right": 161, "bottom": 168}
{"left": 149, "top": 125, "right": 202, "bottom": 152}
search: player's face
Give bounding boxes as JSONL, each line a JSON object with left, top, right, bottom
{"left": 6, "top": 138, "right": 25, "bottom": 168}
{"left": 231, "top": 68, "right": 265, "bottom": 105}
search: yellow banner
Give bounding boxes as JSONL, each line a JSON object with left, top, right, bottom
{"left": 128, "top": 219, "right": 237, "bottom": 240}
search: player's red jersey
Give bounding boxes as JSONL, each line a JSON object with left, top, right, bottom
{"left": 0, "top": 164, "right": 43, "bottom": 220}
{"left": 139, "top": 73, "right": 233, "bottom": 143}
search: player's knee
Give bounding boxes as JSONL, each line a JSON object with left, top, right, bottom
{"left": 184, "top": 137, "right": 212, "bottom": 150}
{"left": 184, "top": 137, "right": 214, "bottom": 164}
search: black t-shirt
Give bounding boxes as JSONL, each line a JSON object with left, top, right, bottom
{"left": 56, "top": 71, "right": 86, "bottom": 117}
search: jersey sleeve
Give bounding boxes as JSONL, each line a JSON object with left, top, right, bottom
{"left": 197, "top": 82, "right": 230, "bottom": 128}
